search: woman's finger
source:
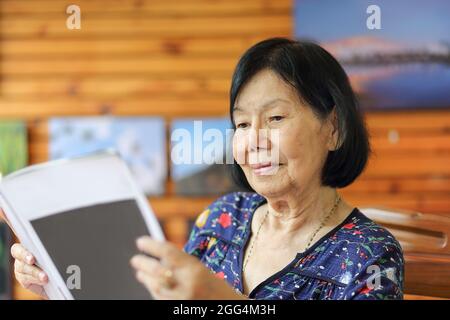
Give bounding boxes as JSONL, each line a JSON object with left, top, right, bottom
{"left": 135, "top": 271, "right": 172, "bottom": 299}
{"left": 131, "top": 254, "right": 178, "bottom": 292}
{"left": 135, "top": 270, "right": 158, "bottom": 293}
{"left": 11, "top": 243, "right": 35, "bottom": 265}
{"left": 14, "top": 260, "right": 47, "bottom": 282}
{"left": 136, "top": 237, "right": 178, "bottom": 265}
{"left": 16, "top": 271, "right": 47, "bottom": 287}
{"left": 130, "top": 254, "right": 164, "bottom": 277}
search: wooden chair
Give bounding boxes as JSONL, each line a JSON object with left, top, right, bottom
{"left": 360, "top": 207, "right": 450, "bottom": 299}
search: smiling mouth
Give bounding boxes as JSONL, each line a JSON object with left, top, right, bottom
{"left": 249, "top": 162, "right": 282, "bottom": 175}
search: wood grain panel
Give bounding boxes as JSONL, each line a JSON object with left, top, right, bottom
{"left": 366, "top": 110, "right": 450, "bottom": 132}
{"left": 1, "top": 37, "right": 264, "bottom": 57}
{"left": 1, "top": 57, "right": 236, "bottom": 76}
{"left": 1, "top": 0, "right": 291, "bottom": 15}
{"left": 0, "top": 15, "right": 291, "bottom": 38}
{"left": 0, "top": 77, "right": 230, "bottom": 99}
{"left": 0, "top": 98, "right": 230, "bottom": 118}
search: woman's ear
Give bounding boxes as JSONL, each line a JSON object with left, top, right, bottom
{"left": 326, "top": 107, "right": 341, "bottom": 151}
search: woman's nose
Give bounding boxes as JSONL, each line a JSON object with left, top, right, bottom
{"left": 248, "top": 125, "right": 271, "bottom": 152}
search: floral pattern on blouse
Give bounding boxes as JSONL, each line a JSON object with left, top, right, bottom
{"left": 183, "top": 192, "right": 405, "bottom": 300}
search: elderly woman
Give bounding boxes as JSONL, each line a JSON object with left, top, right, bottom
{"left": 6, "top": 38, "right": 403, "bottom": 300}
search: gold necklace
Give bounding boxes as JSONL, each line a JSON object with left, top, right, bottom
{"left": 242, "top": 194, "right": 341, "bottom": 272}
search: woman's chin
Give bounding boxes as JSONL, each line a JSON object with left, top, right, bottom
{"left": 243, "top": 165, "right": 288, "bottom": 193}
{"left": 248, "top": 179, "right": 287, "bottom": 197}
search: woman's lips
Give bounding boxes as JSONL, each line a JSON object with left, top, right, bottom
{"left": 249, "top": 162, "right": 281, "bottom": 175}
{"left": 249, "top": 162, "right": 272, "bottom": 169}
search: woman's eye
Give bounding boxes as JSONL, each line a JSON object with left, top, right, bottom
{"left": 236, "top": 123, "right": 249, "bottom": 129}
{"left": 269, "top": 116, "right": 284, "bottom": 122}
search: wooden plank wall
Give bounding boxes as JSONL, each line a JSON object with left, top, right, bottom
{"left": 0, "top": 0, "right": 448, "bottom": 299}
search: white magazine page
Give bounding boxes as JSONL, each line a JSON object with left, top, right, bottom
{"left": 0, "top": 152, "right": 164, "bottom": 299}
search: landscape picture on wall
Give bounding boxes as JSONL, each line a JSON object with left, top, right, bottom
{"left": 295, "top": 0, "right": 450, "bottom": 109}
{"left": 49, "top": 117, "right": 167, "bottom": 195}
{"left": 171, "top": 118, "right": 241, "bottom": 196}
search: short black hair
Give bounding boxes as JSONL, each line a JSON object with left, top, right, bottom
{"left": 229, "top": 37, "right": 370, "bottom": 190}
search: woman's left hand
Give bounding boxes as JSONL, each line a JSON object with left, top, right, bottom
{"left": 130, "top": 236, "right": 246, "bottom": 300}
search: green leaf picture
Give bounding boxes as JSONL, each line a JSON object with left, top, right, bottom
{"left": 0, "top": 121, "right": 28, "bottom": 177}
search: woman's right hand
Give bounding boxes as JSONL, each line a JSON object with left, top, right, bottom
{"left": 10, "top": 243, "right": 49, "bottom": 299}
{"left": 1, "top": 208, "right": 49, "bottom": 299}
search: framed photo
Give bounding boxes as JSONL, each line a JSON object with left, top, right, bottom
{"left": 295, "top": 0, "right": 450, "bottom": 110}
{"left": 0, "top": 121, "right": 28, "bottom": 178}
{"left": 49, "top": 117, "right": 167, "bottom": 196}
{"left": 171, "top": 118, "right": 241, "bottom": 196}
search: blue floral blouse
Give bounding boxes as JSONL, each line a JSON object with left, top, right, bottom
{"left": 183, "top": 192, "right": 404, "bottom": 300}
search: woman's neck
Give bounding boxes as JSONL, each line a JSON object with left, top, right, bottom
{"left": 263, "top": 185, "right": 341, "bottom": 235}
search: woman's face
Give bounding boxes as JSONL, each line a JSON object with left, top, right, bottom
{"left": 232, "top": 69, "right": 337, "bottom": 198}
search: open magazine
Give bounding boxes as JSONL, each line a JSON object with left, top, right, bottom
{"left": 0, "top": 151, "right": 164, "bottom": 299}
